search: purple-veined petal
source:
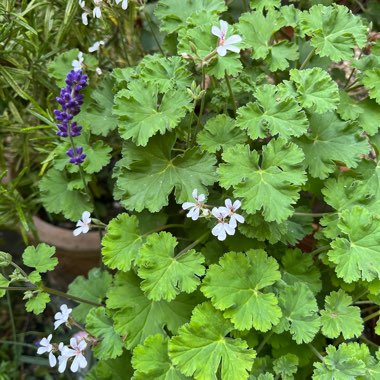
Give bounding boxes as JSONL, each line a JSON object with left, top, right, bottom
{"left": 217, "top": 45, "right": 227, "bottom": 56}
{"left": 211, "top": 207, "right": 223, "bottom": 219}
{"left": 219, "top": 20, "right": 228, "bottom": 36}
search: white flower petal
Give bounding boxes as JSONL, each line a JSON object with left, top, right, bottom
{"left": 197, "top": 194, "right": 206, "bottom": 202}
{"left": 122, "top": 0, "right": 128, "bottom": 9}
{"left": 93, "top": 6, "right": 101, "bottom": 18}
{"left": 225, "top": 199, "right": 232, "bottom": 209}
{"left": 182, "top": 202, "right": 195, "bottom": 210}
{"left": 81, "top": 12, "right": 88, "bottom": 25}
{"left": 233, "top": 200, "right": 241, "bottom": 210}
{"left": 73, "top": 227, "right": 83, "bottom": 236}
{"left": 211, "top": 223, "right": 223, "bottom": 237}
{"left": 217, "top": 45, "right": 227, "bottom": 57}
{"left": 220, "top": 20, "right": 228, "bottom": 36}
{"left": 229, "top": 218, "right": 237, "bottom": 229}
{"left": 226, "top": 44, "right": 240, "bottom": 53}
{"left": 225, "top": 34, "right": 242, "bottom": 45}
{"left": 37, "top": 346, "right": 48, "bottom": 355}
{"left": 78, "top": 354, "right": 88, "bottom": 368}
{"left": 211, "top": 207, "right": 222, "bottom": 219}
{"left": 78, "top": 340, "right": 87, "bottom": 351}
{"left": 49, "top": 351, "right": 57, "bottom": 367}
{"left": 58, "top": 356, "right": 68, "bottom": 373}
{"left": 217, "top": 229, "right": 227, "bottom": 241}
{"left": 211, "top": 25, "right": 221, "bottom": 38}
{"left": 192, "top": 189, "right": 198, "bottom": 199}
{"left": 70, "top": 356, "right": 80, "bottom": 373}
{"left": 82, "top": 211, "right": 91, "bottom": 223}
{"left": 224, "top": 223, "right": 235, "bottom": 236}
{"left": 70, "top": 337, "right": 78, "bottom": 349}
{"left": 234, "top": 213, "right": 245, "bottom": 224}
{"left": 190, "top": 207, "right": 200, "bottom": 221}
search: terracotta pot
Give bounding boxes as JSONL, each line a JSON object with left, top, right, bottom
{"left": 32, "top": 216, "right": 101, "bottom": 290}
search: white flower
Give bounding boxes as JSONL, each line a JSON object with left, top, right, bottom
{"left": 72, "top": 51, "right": 84, "bottom": 71}
{"left": 58, "top": 337, "right": 87, "bottom": 373}
{"left": 182, "top": 189, "right": 207, "bottom": 221}
{"left": 115, "top": 0, "right": 128, "bottom": 10}
{"left": 54, "top": 304, "right": 72, "bottom": 330}
{"left": 81, "top": 12, "right": 89, "bottom": 25}
{"left": 211, "top": 20, "right": 242, "bottom": 57}
{"left": 37, "top": 334, "right": 57, "bottom": 367}
{"left": 93, "top": 0, "right": 102, "bottom": 18}
{"left": 220, "top": 199, "right": 245, "bottom": 228}
{"left": 96, "top": 67, "right": 103, "bottom": 75}
{"left": 73, "top": 211, "right": 91, "bottom": 236}
{"left": 88, "top": 40, "right": 104, "bottom": 53}
{"left": 211, "top": 207, "right": 235, "bottom": 241}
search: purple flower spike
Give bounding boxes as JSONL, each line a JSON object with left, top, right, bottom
{"left": 54, "top": 70, "right": 87, "bottom": 138}
{"left": 66, "top": 147, "right": 86, "bottom": 165}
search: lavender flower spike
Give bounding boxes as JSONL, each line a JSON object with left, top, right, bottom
{"left": 53, "top": 70, "right": 87, "bottom": 138}
{"left": 66, "top": 147, "right": 86, "bottom": 165}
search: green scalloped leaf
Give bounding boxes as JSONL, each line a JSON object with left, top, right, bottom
{"left": 362, "top": 68, "right": 380, "bottom": 105}
{"left": 168, "top": 302, "right": 256, "bottom": 380}
{"left": 25, "top": 292, "right": 50, "bottom": 315}
{"left": 22, "top": 243, "right": 57, "bottom": 273}
{"left": 202, "top": 250, "right": 281, "bottom": 331}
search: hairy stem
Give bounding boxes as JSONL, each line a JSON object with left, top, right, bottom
{"left": 176, "top": 231, "right": 209, "bottom": 259}
{"left": 308, "top": 344, "right": 324, "bottom": 361}
{"left": 300, "top": 47, "right": 316, "bottom": 70}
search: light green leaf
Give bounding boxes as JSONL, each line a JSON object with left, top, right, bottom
{"left": 320, "top": 290, "right": 363, "bottom": 339}
{"left": 106, "top": 272, "right": 200, "bottom": 349}
{"left": 300, "top": 4, "right": 367, "bottom": 61}
{"left": 68, "top": 268, "right": 112, "bottom": 323}
{"left": 101, "top": 214, "right": 143, "bottom": 272}
{"left": 237, "top": 10, "right": 286, "bottom": 60}
{"left": 274, "top": 283, "right": 320, "bottom": 344}
{"left": 250, "top": 0, "right": 281, "bottom": 10}
{"left": 236, "top": 84, "right": 308, "bottom": 140}
{"left": 336, "top": 90, "right": 363, "bottom": 121}
{"left": 281, "top": 249, "right": 322, "bottom": 294}
{"left": 155, "top": 0, "right": 226, "bottom": 33}
{"left": 137, "top": 232, "right": 205, "bottom": 301}
{"left": 132, "top": 334, "right": 189, "bottom": 379}
{"left": 140, "top": 55, "right": 192, "bottom": 92}
{"left": 0, "top": 274, "right": 10, "bottom": 298}
{"left": 39, "top": 168, "right": 93, "bottom": 221}
{"left": 289, "top": 68, "right": 339, "bottom": 113}
{"left": 273, "top": 354, "right": 299, "bottom": 380}
{"left": 313, "top": 343, "right": 367, "bottom": 379}
{"left": 328, "top": 206, "right": 380, "bottom": 283}
{"left": 114, "top": 133, "right": 217, "bottom": 212}
{"left": 362, "top": 68, "right": 380, "bottom": 105}
{"left": 218, "top": 139, "right": 306, "bottom": 222}
{"left": 169, "top": 302, "right": 256, "bottom": 380}
{"left": 23, "top": 243, "right": 57, "bottom": 273}
{"left": 202, "top": 250, "right": 281, "bottom": 331}
{"left": 295, "top": 112, "right": 369, "bottom": 179}
{"left": 266, "top": 41, "right": 299, "bottom": 72}
{"left": 75, "top": 75, "right": 118, "bottom": 137}
{"left": 25, "top": 292, "right": 50, "bottom": 315}
{"left": 86, "top": 307, "right": 124, "bottom": 360}
{"left": 197, "top": 115, "right": 247, "bottom": 153}
{"left": 356, "top": 99, "right": 380, "bottom": 136}
{"left": 113, "top": 80, "right": 192, "bottom": 146}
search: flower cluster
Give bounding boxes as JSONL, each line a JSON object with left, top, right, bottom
{"left": 73, "top": 211, "right": 92, "bottom": 236}
{"left": 79, "top": 0, "right": 128, "bottom": 25}
{"left": 37, "top": 304, "right": 89, "bottom": 373}
{"left": 212, "top": 20, "right": 242, "bottom": 57}
{"left": 54, "top": 69, "right": 88, "bottom": 165}
{"left": 182, "top": 190, "right": 244, "bottom": 241}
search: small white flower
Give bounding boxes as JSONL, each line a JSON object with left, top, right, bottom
{"left": 54, "top": 304, "right": 72, "bottom": 330}
{"left": 37, "top": 334, "right": 57, "bottom": 367}
{"left": 79, "top": 0, "right": 85, "bottom": 7}
{"left": 93, "top": 0, "right": 102, "bottom": 18}
{"left": 211, "top": 20, "right": 242, "bottom": 57}
{"left": 96, "top": 67, "right": 103, "bottom": 75}
{"left": 211, "top": 207, "right": 235, "bottom": 241}
{"left": 182, "top": 189, "right": 207, "bottom": 221}
{"left": 72, "top": 51, "right": 84, "bottom": 71}
{"left": 220, "top": 199, "right": 245, "bottom": 228}
{"left": 115, "top": 0, "right": 128, "bottom": 10}
{"left": 81, "top": 12, "right": 89, "bottom": 25}
{"left": 58, "top": 337, "right": 88, "bottom": 373}
{"left": 88, "top": 40, "right": 105, "bottom": 53}
{"left": 73, "top": 211, "right": 91, "bottom": 236}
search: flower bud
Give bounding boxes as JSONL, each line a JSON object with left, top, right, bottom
{"left": 0, "top": 251, "right": 11, "bottom": 267}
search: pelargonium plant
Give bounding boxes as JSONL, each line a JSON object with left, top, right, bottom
{"left": 2, "top": 0, "right": 380, "bottom": 378}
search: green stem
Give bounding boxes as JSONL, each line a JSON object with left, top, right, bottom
{"left": 186, "top": 110, "right": 195, "bottom": 148}
{"left": 175, "top": 231, "right": 209, "bottom": 259}
{"left": 363, "top": 309, "right": 380, "bottom": 322}
{"left": 308, "top": 344, "right": 324, "bottom": 361}
{"left": 144, "top": 10, "right": 164, "bottom": 55}
{"left": 360, "top": 335, "right": 378, "bottom": 348}
{"left": 355, "top": 300, "right": 375, "bottom": 305}
{"left": 41, "top": 285, "right": 102, "bottom": 307}
{"left": 0, "top": 340, "right": 36, "bottom": 350}
{"left": 294, "top": 212, "right": 330, "bottom": 217}
{"left": 352, "top": 289, "right": 369, "bottom": 303}
{"left": 347, "top": 83, "right": 364, "bottom": 92}
{"left": 192, "top": 68, "right": 206, "bottom": 145}
{"left": 256, "top": 331, "right": 273, "bottom": 354}
{"left": 0, "top": 286, "right": 34, "bottom": 291}
{"left": 224, "top": 70, "right": 236, "bottom": 117}
{"left": 300, "top": 47, "right": 316, "bottom": 70}
{"left": 309, "top": 245, "right": 330, "bottom": 257}
{"left": 10, "top": 261, "right": 28, "bottom": 278}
